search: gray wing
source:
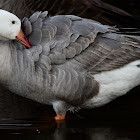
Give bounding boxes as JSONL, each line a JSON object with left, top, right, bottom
{"left": 22, "top": 11, "right": 140, "bottom": 105}
{"left": 22, "top": 11, "right": 112, "bottom": 70}
{"left": 89, "top": 34, "right": 140, "bottom": 74}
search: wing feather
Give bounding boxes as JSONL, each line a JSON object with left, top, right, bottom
{"left": 21, "top": 11, "right": 140, "bottom": 105}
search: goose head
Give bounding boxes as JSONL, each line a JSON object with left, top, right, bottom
{"left": 0, "top": 9, "right": 31, "bottom": 48}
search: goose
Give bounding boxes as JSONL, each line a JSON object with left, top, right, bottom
{"left": 0, "top": 9, "right": 140, "bottom": 121}
{"left": 1, "top": 0, "right": 140, "bottom": 28}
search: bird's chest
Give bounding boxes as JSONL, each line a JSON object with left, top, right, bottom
{"left": 84, "top": 60, "right": 140, "bottom": 107}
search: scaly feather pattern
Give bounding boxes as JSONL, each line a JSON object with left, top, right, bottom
{"left": 1, "top": 11, "right": 140, "bottom": 116}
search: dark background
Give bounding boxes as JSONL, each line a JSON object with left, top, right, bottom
{"left": 104, "top": 0, "right": 140, "bottom": 18}
{"left": 0, "top": 0, "right": 140, "bottom": 139}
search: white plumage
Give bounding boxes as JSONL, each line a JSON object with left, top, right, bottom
{"left": 84, "top": 60, "right": 140, "bottom": 107}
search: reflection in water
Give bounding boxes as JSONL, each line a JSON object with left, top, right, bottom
{"left": 0, "top": 113, "right": 140, "bottom": 140}
{"left": 0, "top": 121, "right": 138, "bottom": 140}
{"left": 0, "top": 85, "right": 139, "bottom": 139}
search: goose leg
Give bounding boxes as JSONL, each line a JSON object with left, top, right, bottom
{"left": 55, "top": 115, "right": 65, "bottom": 120}
{"left": 53, "top": 101, "right": 71, "bottom": 121}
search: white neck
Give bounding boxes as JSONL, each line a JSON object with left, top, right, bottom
{"left": 0, "top": 36, "right": 9, "bottom": 41}
{"left": 0, "top": 41, "right": 12, "bottom": 84}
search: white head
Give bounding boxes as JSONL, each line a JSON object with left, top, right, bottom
{"left": 0, "top": 9, "right": 31, "bottom": 48}
{"left": 0, "top": 9, "right": 21, "bottom": 40}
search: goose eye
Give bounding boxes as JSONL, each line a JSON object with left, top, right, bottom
{"left": 12, "top": 21, "right": 15, "bottom": 24}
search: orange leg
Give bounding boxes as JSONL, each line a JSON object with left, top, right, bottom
{"left": 54, "top": 115, "right": 65, "bottom": 121}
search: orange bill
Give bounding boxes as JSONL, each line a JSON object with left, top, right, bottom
{"left": 16, "top": 28, "right": 32, "bottom": 48}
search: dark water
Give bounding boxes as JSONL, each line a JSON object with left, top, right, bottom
{"left": 0, "top": 117, "right": 140, "bottom": 140}
{"left": 0, "top": 84, "right": 140, "bottom": 139}
{"left": 1, "top": 121, "right": 140, "bottom": 140}
{"left": 0, "top": 116, "right": 140, "bottom": 140}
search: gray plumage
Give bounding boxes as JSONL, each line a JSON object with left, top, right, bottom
{"left": 1, "top": 11, "right": 140, "bottom": 116}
